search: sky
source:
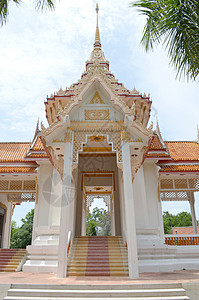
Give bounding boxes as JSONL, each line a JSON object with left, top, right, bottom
{"left": 0, "top": 0, "right": 198, "bottom": 225}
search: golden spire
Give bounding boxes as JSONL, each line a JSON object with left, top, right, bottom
{"left": 94, "top": 3, "right": 101, "bottom": 49}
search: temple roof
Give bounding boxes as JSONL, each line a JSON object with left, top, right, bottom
{"left": 43, "top": 4, "right": 152, "bottom": 133}
{"left": 160, "top": 165, "right": 199, "bottom": 173}
{"left": 145, "top": 123, "right": 199, "bottom": 174}
{"left": 165, "top": 141, "right": 199, "bottom": 161}
{"left": 0, "top": 142, "right": 31, "bottom": 162}
{"left": 0, "top": 135, "right": 49, "bottom": 174}
{"left": 0, "top": 166, "right": 37, "bottom": 174}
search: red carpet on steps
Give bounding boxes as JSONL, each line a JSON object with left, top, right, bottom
{"left": 86, "top": 236, "right": 110, "bottom": 276}
{"left": 0, "top": 248, "right": 26, "bottom": 272}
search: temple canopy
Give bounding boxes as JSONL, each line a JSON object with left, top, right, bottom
{"left": 0, "top": 3, "right": 199, "bottom": 280}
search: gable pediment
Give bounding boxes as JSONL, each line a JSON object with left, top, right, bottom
{"left": 89, "top": 91, "right": 105, "bottom": 104}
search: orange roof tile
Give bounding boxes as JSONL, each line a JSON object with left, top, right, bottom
{"left": 149, "top": 135, "right": 164, "bottom": 150}
{"left": 147, "top": 152, "right": 170, "bottom": 158}
{"left": 165, "top": 141, "right": 199, "bottom": 161}
{"left": 32, "top": 136, "right": 45, "bottom": 151}
{"left": 160, "top": 165, "right": 199, "bottom": 172}
{"left": 0, "top": 143, "right": 30, "bottom": 162}
{"left": 27, "top": 153, "right": 49, "bottom": 159}
{"left": 0, "top": 167, "right": 37, "bottom": 173}
{"left": 172, "top": 227, "right": 199, "bottom": 235}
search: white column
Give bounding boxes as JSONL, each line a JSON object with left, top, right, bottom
{"left": 81, "top": 195, "right": 86, "bottom": 236}
{"left": 111, "top": 196, "right": 116, "bottom": 236}
{"left": 122, "top": 141, "right": 139, "bottom": 278}
{"left": 2, "top": 199, "right": 12, "bottom": 249}
{"left": 189, "top": 192, "right": 197, "bottom": 234}
{"left": 32, "top": 174, "right": 40, "bottom": 243}
{"left": 57, "top": 138, "right": 73, "bottom": 278}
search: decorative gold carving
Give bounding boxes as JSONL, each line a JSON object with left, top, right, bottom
{"left": 73, "top": 130, "right": 122, "bottom": 164}
{"left": 52, "top": 131, "right": 72, "bottom": 143}
{"left": 88, "top": 135, "right": 106, "bottom": 142}
{"left": 64, "top": 131, "right": 73, "bottom": 142}
{"left": 48, "top": 146, "right": 64, "bottom": 177}
{"left": 122, "top": 131, "right": 143, "bottom": 143}
{"left": 122, "top": 131, "right": 130, "bottom": 141}
{"left": 89, "top": 92, "right": 104, "bottom": 104}
{"left": 70, "top": 121, "right": 125, "bottom": 132}
{"left": 85, "top": 109, "right": 109, "bottom": 120}
{"left": 131, "top": 146, "right": 147, "bottom": 181}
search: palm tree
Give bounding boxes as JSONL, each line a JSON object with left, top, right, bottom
{"left": 131, "top": 0, "right": 199, "bottom": 80}
{"left": 0, "top": 0, "right": 55, "bottom": 26}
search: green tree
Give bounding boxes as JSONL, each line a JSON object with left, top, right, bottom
{"left": 0, "top": 0, "right": 55, "bottom": 26}
{"left": 86, "top": 207, "right": 111, "bottom": 236}
{"left": 10, "top": 220, "right": 18, "bottom": 239}
{"left": 163, "top": 211, "right": 173, "bottom": 234}
{"left": 163, "top": 211, "right": 193, "bottom": 234}
{"left": 132, "top": 0, "right": 199, "bottom": 80}
{"left": 10, "top": 209, "right": 34, "bottom": 249}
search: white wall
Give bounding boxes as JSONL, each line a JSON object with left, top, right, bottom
{"left": 0, "top": 194, "right": 12, "bottom": 248}
{"left": 133, "top": 166, "right": 149, "bottom": 229}
{"left": 48, "top": 168, "right": 62, "bottom": 227}
{"left": 33, "top": 162, "right": 53, "bottom": 237}
{"left": 143, "top": 162, "right": 161, "bottom": 227}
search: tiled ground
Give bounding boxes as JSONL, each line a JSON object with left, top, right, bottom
{"left": 0, "top": 270, "right": 199, "bottom": 284}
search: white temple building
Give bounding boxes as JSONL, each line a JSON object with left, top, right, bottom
{"left": 0, "top": 4, "right": 199, "bottom": 279}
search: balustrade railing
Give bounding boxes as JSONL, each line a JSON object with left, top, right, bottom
{"left": 165, "top": 235, "right": 199, "bottom": 246}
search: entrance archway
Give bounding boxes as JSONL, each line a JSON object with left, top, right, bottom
{"left": 85, "top": 194, "right": 114, "bottom": 236}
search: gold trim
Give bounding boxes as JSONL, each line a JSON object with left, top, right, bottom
{"left": 83, "top": 147, "right": 112, "bottom": 152}
{"left": 89, "top": 91, "right": 104, "bottom": 104}
{"left": 79, "top": 153, "right": 116, "bottom": 157}
{"left": 85, "top": 109, "right": 109, "bottom": 120}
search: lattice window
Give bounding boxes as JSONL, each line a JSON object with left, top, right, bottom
{"left": 23, "top": 180, "right": 36, "bottom": 190}
{"left": 0, "top": 180, "right": 9, "bottom": 190}
{"left": 160, "top": 179, "right": 173, "bottom": 189}
{"left": 160, "top": 191, "right": 188, "bottom": 201}
{"left": 8, "top": 193, "right": 36, "bottom": 202}
{"left": 86, "top": 194, "right": 111, "bottom": 212}
{"left": 73, "top": 131, "right": 122, "bottom": 163}
{"left": 189, "top": 178, "right": 199, "bottom": 190}
{"left": 174, "top": 178, "right": 188, "bottom": 189}
{"left": 10, "top": 180, "right": 22, "bottom": 190}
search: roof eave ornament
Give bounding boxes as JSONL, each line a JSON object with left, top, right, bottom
{"left": 86, "top": 3, "right": 109, "bottom": 71}
{"left": 94, "top": 3, "right": 101, "bottom": 50}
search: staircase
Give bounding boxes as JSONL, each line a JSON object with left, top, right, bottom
{"left": 0, "top": 248, "right": 26, "bottom": 272}
{"left": 67, "top": 236, "right": 128, "bottom": 276}
{"left": 4, "top": 283, "right": 190, "bottom": 299}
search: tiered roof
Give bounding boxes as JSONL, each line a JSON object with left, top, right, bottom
{"left": 146, "top": 126, "right": 199, "bottom": 174}
{"left": 0, "top": 134, "right": 49, "bottom": 175}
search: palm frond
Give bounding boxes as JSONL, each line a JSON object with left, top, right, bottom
{"left": 131, "top": 0, "right": 199, "bottom": 80}
{"left": 34, "top": 0, "right": 55, "bottom": 11}
{"left": 0, "top": 0, "right": 21, "bottom": 26}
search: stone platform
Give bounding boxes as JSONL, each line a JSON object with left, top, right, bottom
{"left": 0, "top": 270, "right": 199, "bottom": 299}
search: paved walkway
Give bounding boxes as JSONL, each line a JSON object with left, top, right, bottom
{"left": 0, "top": 270, "right": 199, "bottom": 284}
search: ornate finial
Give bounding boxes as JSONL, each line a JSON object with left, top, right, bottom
{"left": 94, "top": 3, "right": 101, "bottom": 49}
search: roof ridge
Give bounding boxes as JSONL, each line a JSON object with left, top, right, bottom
{"left": 0, "top": 142, "right": 30, "bottom": 144}
{"left": 165, "top": 141, "right": 198, "bottom": 143}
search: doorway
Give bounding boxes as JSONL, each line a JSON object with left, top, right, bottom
{"left": 86, "top": 196, "right": 111, "bottom": 236}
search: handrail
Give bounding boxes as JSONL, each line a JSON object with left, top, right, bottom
{"left": 67, "top": 231, "right": 72, "bottom": 256}
{"left": 165, "top": 234, "right": 199, "bottom": 246}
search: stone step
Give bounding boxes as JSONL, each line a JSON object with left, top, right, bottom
{"left": 138, "top": 254, "right": 176, "bottom": 260}
{"left": 4, "top": 297, "right": 190, "bottom": 300}
{"left": 0, "top": 249, "right": 26, "bottom": 272}
{"left": 6, "top": 287, "right": 188, "bottom": 297}
{"left": 68, "top": 261, "right": 128, "bottom": 266}
{"left": 9, "top": 283, "right": 185, "bottom": 290}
